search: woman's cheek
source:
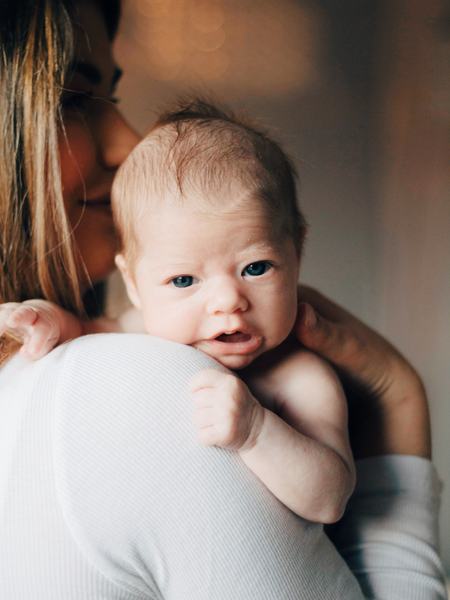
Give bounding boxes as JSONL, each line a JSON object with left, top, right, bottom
{"left": 59, "top": 120, "right": 97, "bottom": 205}
{"left": 72, "top": 215, "right": 118, "bottom": 286}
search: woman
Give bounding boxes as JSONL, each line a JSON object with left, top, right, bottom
{"left": 0, "top": 1, "right": 446, "bottom": 598}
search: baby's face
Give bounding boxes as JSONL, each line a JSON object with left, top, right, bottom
{"left": 120, "top": 194, "right": 300, "bottom": 370}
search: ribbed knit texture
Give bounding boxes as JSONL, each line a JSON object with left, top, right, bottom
{"left": 0, "top": 334, "right": 447, "bottom": 599}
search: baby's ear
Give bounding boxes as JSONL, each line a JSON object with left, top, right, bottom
{"left": 115, "top": 254, "right": 142, "bottom": 310}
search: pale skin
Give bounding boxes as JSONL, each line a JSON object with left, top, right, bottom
{"left": 0, "top": 0, "right": 430, "bottom": 470}
{"left": 120, "top": 190, "right": 355, "bottom": 523}
{"left": 59, "top": 1, "right": 140, "bottom": 284}
{"left": 191, "top": 352, "right": 354, "bottom": 522}
{"left": 0, "top": 183, "right": 355, "bottom": 523}
{"left": 0, "top": 3, "right": 139, "bottom": 345}
{"left": 296, "top": 287, "right": 431, "bottom": 460}
{"left": 1, "top": 0, "right": 432, "bottom": 556}
{"left": 0, "top": 285, "right": 429, "bottom": 462}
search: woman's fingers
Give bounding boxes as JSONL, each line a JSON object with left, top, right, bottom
{"left": 296, "top": 286, "right": 430, "bottom": 458}
{"left": 296, "top": 290, "right": 414, "bottom": 407}
{"left": 297, "top": 302, "right": 370, "bottom": 376}
{"left": 296, "top": 285, "right": 403, "bottom": 391}
{"left": 298, "top": 285, "right": 353, "bottom": 323}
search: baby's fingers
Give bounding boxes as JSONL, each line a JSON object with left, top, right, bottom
{"left": 189, "top": 368, "right": 227, "bottom": 392}
{"left": 0, "top": 303, "right": 23, "bottom": 337}
{"left": 192, "top": 405, "right": 216, "bottom": 428}
{"left": 20, "top": 317, "right": 59, "bottom": 360}
{"left": 22, "top": 333, "right": 59, "bottom": 360}
{"left": 196, "top": 425, "right": 220, "bottom": 447}
{"left": 7, "top": 305, "right": 39, "bottom": 330}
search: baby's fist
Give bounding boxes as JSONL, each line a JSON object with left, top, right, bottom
{"left": 0, "top": 300, "right": 61, "bottom": 360}
{"left": 190, "top": 369, "right": 264, "bottom": 451}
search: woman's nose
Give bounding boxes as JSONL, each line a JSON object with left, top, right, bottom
{"left": 206, "top": 280, "right": 249, "bottom": 315}
{"left": 98, "top": 104, "right": 141, "bottom": 170}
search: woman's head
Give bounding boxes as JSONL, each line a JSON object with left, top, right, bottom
{"left": 0, "top": 0, "right": 138, "bottom": 315}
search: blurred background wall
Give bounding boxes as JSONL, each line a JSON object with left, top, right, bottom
{"left": 110, "top": 0, "right": 450, "bottom": 574}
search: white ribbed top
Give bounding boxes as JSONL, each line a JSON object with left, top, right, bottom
{"left": 0, "top": 334, "right": 446, "bottom": 599}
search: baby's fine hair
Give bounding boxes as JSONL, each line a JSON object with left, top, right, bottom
{"left": 112, "top": 98, "right": 307, "bottom": 263}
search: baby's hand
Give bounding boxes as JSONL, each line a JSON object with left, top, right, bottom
{"left": 0, "top": 300, "right": 62, "bottom": 360}
{"left": 190, "top": 369, "right": 265, "bottom": 451}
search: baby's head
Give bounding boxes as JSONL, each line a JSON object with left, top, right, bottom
{"left": 112, "top": 99, "right": 307, "bottom": 369}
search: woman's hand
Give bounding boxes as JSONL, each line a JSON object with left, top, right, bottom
{"left": 296, "top": 286, "right": 431, "bottom": 459}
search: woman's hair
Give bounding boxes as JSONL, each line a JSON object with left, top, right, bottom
{"left": 0, "top": 0, "right": 120, "bottom": 315}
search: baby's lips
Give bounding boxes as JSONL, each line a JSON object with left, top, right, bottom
{"left": 215, "top": 332, "right": 252, "bottom": 343}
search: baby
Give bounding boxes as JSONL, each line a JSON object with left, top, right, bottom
{"left": 2, "top": 100, "right": 355, "bottom": 522}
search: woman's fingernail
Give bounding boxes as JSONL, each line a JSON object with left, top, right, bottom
{"left": 299, "top": 303, "right": 317, "bottom": 329}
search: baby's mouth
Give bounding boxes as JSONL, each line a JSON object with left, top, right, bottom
{"left": 200, "top": 330, "right": 263, "bottom": 361}
{"left": 215, "top": 332, "right": 252, "bottom": 343}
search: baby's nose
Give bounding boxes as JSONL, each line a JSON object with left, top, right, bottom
{"left": 206, "top": 281, "right": 248, "bottom": 315}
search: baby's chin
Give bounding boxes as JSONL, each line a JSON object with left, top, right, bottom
{"left": 192, "top": 333, "right": 288, "bottom": 371}
{"left": 214, "top": 353, "right": 258, "bottom": 371}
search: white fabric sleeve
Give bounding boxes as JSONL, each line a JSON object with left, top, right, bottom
{"left": 53, "top": 334, "right": 446, "bottom": 599}
{"left": 329, "top": 455, "right": 447, "bottom": 599}
{"left": 54, "top": 334, "right": 364, "bottom": 600}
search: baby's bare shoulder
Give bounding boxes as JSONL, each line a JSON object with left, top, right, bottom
{"left": 267, "top": 349, "right": 338, "bottom": 386}
{"left": 248, "top": 349, "right": 343, "bottom": 413}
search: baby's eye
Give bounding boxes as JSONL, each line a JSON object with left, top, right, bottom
{"left": 242, "top": 261, "right": 272, "bottom": 277}
{"left": 171, "top": 275, "right": 195, "bottom": 288}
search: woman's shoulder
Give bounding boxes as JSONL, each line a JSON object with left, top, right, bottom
{"left": 55, "top": 333, "right": 217, "bottom": 391}
{"left": 54, "top": 333, "right": 219, "bottom": 450}
{"left": 1, "top": 333, "right": 209, "bottom": 394}
{"left": 53, "top": 333, "right": 225, "bottom": 502}
{"left": 51, "top": 333, "right": 225, "bottom": 593}
{"left": 64, "top": 332, "right": 208, "bottom": 367}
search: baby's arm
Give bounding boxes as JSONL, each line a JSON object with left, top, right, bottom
{"left": 0, "top": 300, "right": 143, "bottom": 359}
{"left": 191, "top": 351, "right": 355, "bottom": 523}
{"left": 245, "top": 351, "right": 355, "bottom": 522}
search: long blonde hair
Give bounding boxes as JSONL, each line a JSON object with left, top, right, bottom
{"left": 0, "top": 0, "right": 120, "bottom": 363}
{"left": 0, "top": 0, "right": 121, "bottom": 308}
{"left": 0, "top": 0, "right": 83, "bottom": 313}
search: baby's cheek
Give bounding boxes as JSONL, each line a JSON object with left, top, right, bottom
{"left": 269, "top": 297, "right": 297, "bottom": 346}
{"left": 143, "top": 309, "right": 196, "bottom": 345}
